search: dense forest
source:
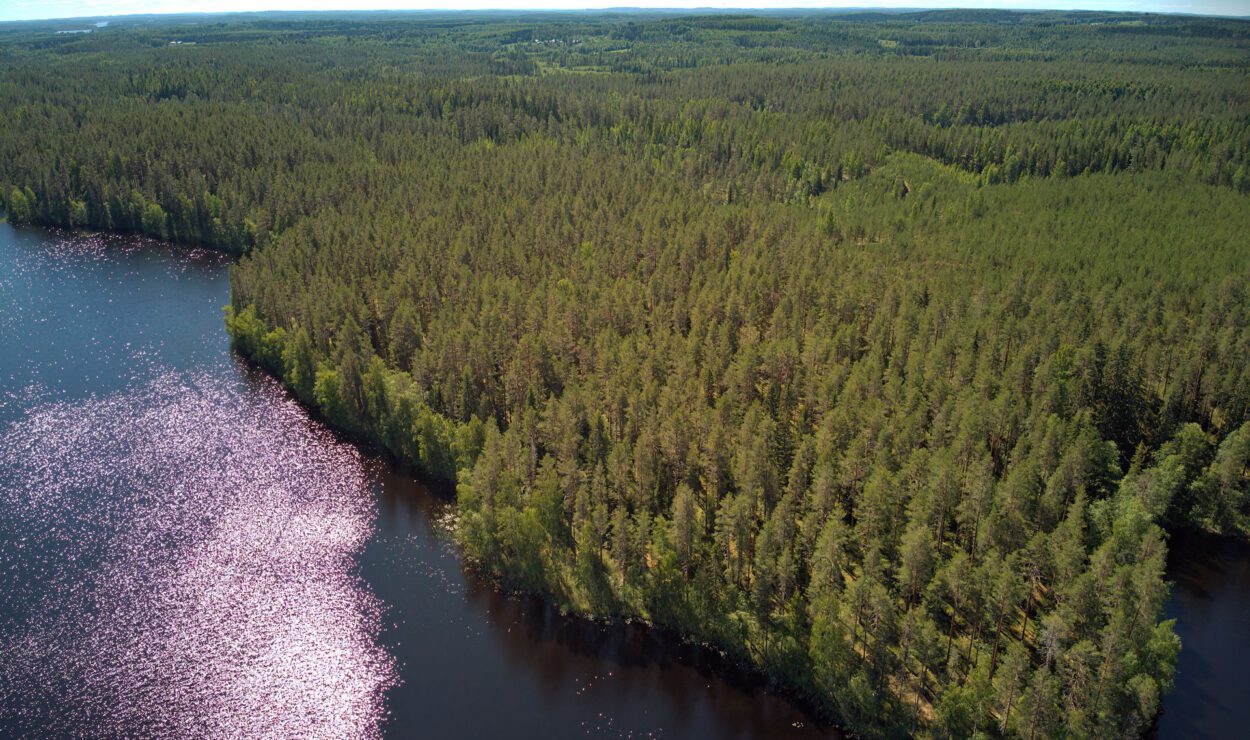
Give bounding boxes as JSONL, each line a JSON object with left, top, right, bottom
{"left": 2, "top": 10, "right": 1249, "bottom": 737}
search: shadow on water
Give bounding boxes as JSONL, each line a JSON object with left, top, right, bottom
{"left": 1153, "top": 531, "right": 1250, "bottom": 740}
{"left": 236, "top": 347, "right": 837, "bottom": 738}
{"left": 468, "top": 585, "right": 837, "bottom": 739}
{"left": 355, "top": 446, "right": 837, "bottom": 739}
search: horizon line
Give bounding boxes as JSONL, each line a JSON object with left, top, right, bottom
{"left": 4, "top": 6, "right": 1250, "bottom": 23}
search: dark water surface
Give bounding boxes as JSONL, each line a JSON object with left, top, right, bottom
{"left": 0, "top": 224, "right": 831, "bottom": 738}
{"left": 1155, "top": 532, "right": 1250, "bottom": 739}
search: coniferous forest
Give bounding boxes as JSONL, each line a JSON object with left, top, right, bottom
{"left": 2, "top": 10, "right": 1249, "bottom": 737}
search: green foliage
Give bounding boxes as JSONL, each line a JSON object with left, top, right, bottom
{"left": 223, "top": 305, "right": 285, "bottom": 375}
{"left": 5, "top": 187, "right": 32, "bottom": 223}
{"left": 5, "top": 10, "right": 1249, "bottom": 738}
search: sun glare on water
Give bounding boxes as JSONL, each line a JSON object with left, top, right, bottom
{"left": 0, "top": 374, "right": 397, "bottom": 737}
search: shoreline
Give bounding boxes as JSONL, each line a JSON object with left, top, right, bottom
{"left": 228, "top": 345, "right": 849, "bottom": 736}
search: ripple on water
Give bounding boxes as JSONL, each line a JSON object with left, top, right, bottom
{"left": 0, "top": 373, "right": 397, "bottom": 738}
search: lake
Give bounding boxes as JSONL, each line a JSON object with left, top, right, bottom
{"left": 1154, "top": 531, "right": 1250, "bottom": 739}
{"left": 0, "top": 224, "right": 832, "bottom": 738}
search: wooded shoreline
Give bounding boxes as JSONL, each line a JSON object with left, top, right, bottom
{"left": 3, "top": 10, "right": 1248, "bottom": 737}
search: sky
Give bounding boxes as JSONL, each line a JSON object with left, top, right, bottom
{"left": 0, "top": 0, "right": 1245, "bottom": 23}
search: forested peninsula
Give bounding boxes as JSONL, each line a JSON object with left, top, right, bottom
{"left": 2, "top": 10, "right": 1249, "bottom": 737}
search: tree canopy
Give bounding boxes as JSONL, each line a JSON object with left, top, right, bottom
{"left": 2, "top": 10, "right": 1248, "bottom": 737}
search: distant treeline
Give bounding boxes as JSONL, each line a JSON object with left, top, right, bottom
{"left": 2, "top": 11, "right": 1249, "bottom": 738}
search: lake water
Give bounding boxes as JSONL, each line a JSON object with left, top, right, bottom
{"left": 0, "top": 224, "right": 832, "bottom": 738}
{"left": 1154, "top": 531, "right": 1250, "bottom": 739}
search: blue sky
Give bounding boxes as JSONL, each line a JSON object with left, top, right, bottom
{"left": 1, "top": 0, "right": 1245, "bottom": 23}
